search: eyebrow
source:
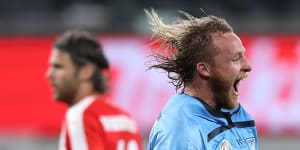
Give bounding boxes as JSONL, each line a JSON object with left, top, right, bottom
{"left": 232, "top": 51, "right": 243, "bottom": 59}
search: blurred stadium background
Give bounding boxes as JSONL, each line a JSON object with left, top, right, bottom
{"left": 0, "top": 0, "right": 300, "bottom": 149}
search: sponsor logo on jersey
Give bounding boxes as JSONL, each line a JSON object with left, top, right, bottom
{"left": 246, "top": 137, "right": 256, "bottom": 150}
{"left": 100, "top": 115, "right": 137, "bottom": 133}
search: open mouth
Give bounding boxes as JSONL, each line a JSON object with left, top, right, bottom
{"left": 233, "top": 78, "right": 242, "bottom": 94}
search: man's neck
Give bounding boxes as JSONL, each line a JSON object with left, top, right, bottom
{"left": 69, "top": 84, "right": 99, "bottom": 106}
{"left": 184, "top": 82, "right": 217, "bottom": 109}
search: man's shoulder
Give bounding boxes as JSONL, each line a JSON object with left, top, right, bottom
{"left": 232, "top": 104, "right": 254, "bottom": 121}
{"left": 164, "top": 93, "right": 203, "bottom": 110}
{"left": 84, "top": 95, "right": 129, "bottom": 115}
{"left": 161, "top": 94, "right": 207, "bottom": 120}
{"left": 153, "top": 94, "right": 207, "bottom": 133}
{"left": 81, "top": 96, "right": 140, "bottom": 134}
{"left": 68, "top": 95, "right": 133, "bottom": 123}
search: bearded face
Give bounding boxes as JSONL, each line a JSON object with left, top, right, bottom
{"left": 46, "top": 49, "right": 81, "bottom": 105}
{"left": 208, "top": 32, "right": 252, "bottom": 109}
{"left": 53, "top": 72, "right": 80, "bottom": 104}
{"left": 209, "top": 69, "right": 247, "bottom": 109}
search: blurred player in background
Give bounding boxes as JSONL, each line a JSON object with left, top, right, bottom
{"left": 145, "top": 9, "right": 258, "bottom": 150}
{"left": 46, "top": 29, "right": 143, "bottom": 150}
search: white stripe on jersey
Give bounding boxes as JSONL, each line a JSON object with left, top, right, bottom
{"left": 58, "top": 122, "right": 67, "bottom": 150}
{"left": 65, "top": 96, "right": 96, "bottom": 150}
{"left": 100, "top": 115, "right": 137, "bottom": 133}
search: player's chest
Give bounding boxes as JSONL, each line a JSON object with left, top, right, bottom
{"left": 207, "top": 127, "right": 257, "bottom": 150}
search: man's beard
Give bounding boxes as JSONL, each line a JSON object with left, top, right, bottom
{"left": 209, "top": 73, "right": 236, "bottom": 110}
{"left": 56, "top": 79, "right": 79, "bottom": 106}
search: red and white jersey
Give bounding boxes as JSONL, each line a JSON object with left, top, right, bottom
{"left": 59, "top": 95, "right": 143, "bottom": 150}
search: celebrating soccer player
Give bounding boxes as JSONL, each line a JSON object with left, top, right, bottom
{"left": 145, "top": 9, "right": 258, "bottom": 150}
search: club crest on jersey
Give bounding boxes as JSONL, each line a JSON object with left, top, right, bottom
{"left": 220, "top": 140, "right": 233, "bottom": 150}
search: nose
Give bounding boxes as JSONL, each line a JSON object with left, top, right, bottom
{"left": 242, "top": 58, "right": 252, "bottom": 73}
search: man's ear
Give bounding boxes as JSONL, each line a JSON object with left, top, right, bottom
{"left": 79, "top": 64, "right": 95, "bottom": 80}
{"left": 196, "top": 62, "right": 211, "bottom": 78}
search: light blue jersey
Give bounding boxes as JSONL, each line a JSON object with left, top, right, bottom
{"left": 148, "top": 93, "right": 258, "bottom": 150}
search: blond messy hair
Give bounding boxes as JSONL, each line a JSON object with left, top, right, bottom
{"left": 145, "top": 9, "right": 233, "bottom": 92}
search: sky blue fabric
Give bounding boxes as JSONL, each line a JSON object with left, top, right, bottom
{"left": 148, "top": 93, "right": 258, "bottom": 150}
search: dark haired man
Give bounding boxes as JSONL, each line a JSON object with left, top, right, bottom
{"left": 46, "top": 29, "right": 143, "bottom": 150}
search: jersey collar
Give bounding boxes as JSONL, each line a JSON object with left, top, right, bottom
{"left": 188, "top": 94, "right": 241, "bottom": 118}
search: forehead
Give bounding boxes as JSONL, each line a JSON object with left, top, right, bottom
{"left": 212, "top": 32, "right": 245, "bottom": 54}
{"left": 49, "top": 48, "right": 73, "bottom": 65}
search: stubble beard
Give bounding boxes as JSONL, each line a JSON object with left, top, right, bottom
{"left": 55, "top": 78, "right": 79, "bottom": 106}
{"left": 209, "top": 74, "right": 237, "bottom": 110}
